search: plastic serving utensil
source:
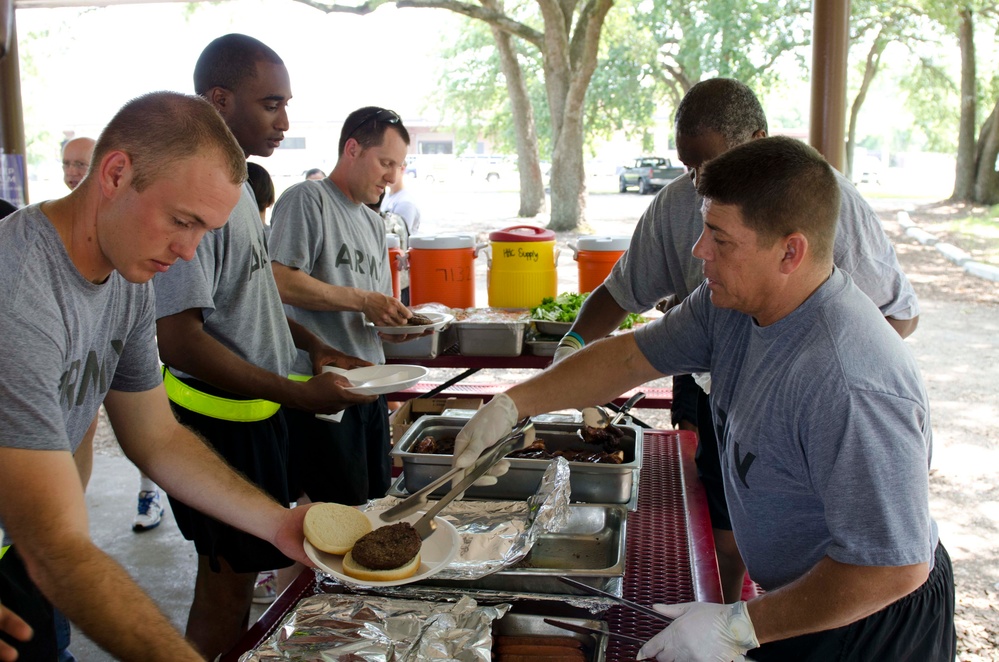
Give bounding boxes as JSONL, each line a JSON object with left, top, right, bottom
{"left": 408, "top": 418, "right": 534, "bottom": 539}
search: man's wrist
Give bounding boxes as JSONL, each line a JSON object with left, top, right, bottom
{"left": 728, "top": 601, "right": 760, "bottom": 649}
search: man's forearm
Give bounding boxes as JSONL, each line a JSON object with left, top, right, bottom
{"left": 567, "top": 285, "right": 630, "bottom": 343}
{"left": 25, "top": 538, "right": 203, "bottom": 661}
{"left": 746, "top": 556, "right": 929, "bottom": 644}
{"left": 272, "top": 262, "right": 363, "bottom": 312}
{"left": 511, "top": 333, "right": 661, "bottom": 416}
{"left": 157, "top": 312, "right": 303, "bottom": 406}
{"left": 116, "top": 410, "right": 286, "bottom": 544}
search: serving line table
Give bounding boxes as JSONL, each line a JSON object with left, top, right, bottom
{"left": 222, "top": 429, "right": 722, "bottom": 661}
{"left": 385, "top": 354, "right": 673, "bottom": 424}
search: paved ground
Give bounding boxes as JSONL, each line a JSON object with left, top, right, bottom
{"left": 72, "top": 186, "right": 997, "bottom": 660}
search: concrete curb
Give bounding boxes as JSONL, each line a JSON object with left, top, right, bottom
{"left": 896, "top": 212, "right": 999, "bottom": 282}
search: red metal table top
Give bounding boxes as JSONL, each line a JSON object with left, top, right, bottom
{"left": 222, "top": 429, "right": 720, "bottom": 661}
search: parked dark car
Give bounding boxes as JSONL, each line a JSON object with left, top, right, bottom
{"left": 619, "top": 157, "right": 686, "bottom": 194}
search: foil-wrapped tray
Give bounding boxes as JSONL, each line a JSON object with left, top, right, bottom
{"left": 391, "top": 416, "right": 643, "bottom": 504}
{"left": 420, "top": 502, "right": 627, "bottom": 594}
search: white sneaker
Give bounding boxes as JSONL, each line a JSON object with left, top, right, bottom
{"left": 132, "top": 490, "right": 164, "bottom": 532}
{"left": 253, "top": 571, "right": 277, "bottom": 604}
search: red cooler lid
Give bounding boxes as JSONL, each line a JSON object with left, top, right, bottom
{"left": 385, "top": 233, "right": 401, "bottom": 249}
{"left": 489, "top": 225, "right": 555, "bottom": 242}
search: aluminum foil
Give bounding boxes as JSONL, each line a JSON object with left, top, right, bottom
{"left": 238, "top": 594, "right": 509, "bottom": 661}
{"left": 359, "top": 457, "right": 572, "bottom": 581}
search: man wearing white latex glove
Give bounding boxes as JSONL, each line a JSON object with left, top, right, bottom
{"left": 452, "top": 139, "right": 954, "bottom": 660}
{"left": 451, "top": 392, "right": 521, "bottom": 487}
{"left": 639, "top": 602, "right": 758, "bottom": 662}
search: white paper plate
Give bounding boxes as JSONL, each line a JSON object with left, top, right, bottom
{"left": 367, "top": 311, "right": 454, "bottom": 335}
{"left": 304, "top": 510, "right": 460, "bottom": 587}
{"left": 324, "top": 364, "right": 429, "bottom": 396}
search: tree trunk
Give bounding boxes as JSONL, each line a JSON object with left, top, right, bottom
{"left": 549, "top": 101, "right": 587, "bottom": 230}
{"left": 489, "top": 22, "right": 546, "bottom": 217}
{"left": 972, "top": 98, "right": 999, "bottom": 204}
{"left": 846, "top": 31, "right": 885, "bottom": 181}
{"left": 537, "top": 0, "right": 614, "bottom": 230}
{"left": 952, "top": 7, "right": 976, "bottom": 201}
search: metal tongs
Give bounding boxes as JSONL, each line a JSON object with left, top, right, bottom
{"left": 380, "top": 418, "right": 535, "bottom": 538}
{"left": 558, "top": 576, "right": 673, "bottom": 624}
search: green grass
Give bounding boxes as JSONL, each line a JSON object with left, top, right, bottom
{"left": 944, "top": 215, "right": 999, "bottom": 265}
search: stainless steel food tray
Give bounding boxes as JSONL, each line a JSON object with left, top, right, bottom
{"left": 422, "top": 503, "right": 627, "bottom": 594}
{"left": 391, "top": 416, "right": 643, "bottom": 503}
{"left": 385, "top": 469, "right": 640, "bottom": 511}
{"left": 454, "top": 321, "right": 526, "bottom": 356}
{"left": 492, "top": 612, "right": 609, "bottom": 661}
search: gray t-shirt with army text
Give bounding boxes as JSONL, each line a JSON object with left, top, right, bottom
{"left": 605, "top": 171, "right": 920, "bottom": 320}
{"left": 268, "top": 178, "right": 392, "bottom": 370}
{"left": 153, "top": 185, "right": 297, "bottom": 379}
{"left": 0, "top": 206, "right": 161, "bottom": 543}
{"left": 634, "top": 268, "right": 938, "bottom": 590}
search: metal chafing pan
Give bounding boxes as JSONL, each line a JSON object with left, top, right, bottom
{"left": 492, "top": 612, "right": 609, "bottom": 661}
{"left": 391, "top": 416, "right": 643, "bottom": 504}
{"left": 422, "top": 503, "right": 627, "bottom": 594}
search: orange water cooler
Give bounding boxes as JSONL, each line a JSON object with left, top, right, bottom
{"left": 408, "top": 234, "right": 479, "bottom": 308}
{"left": 571, "top": 236, "right": 630, "bottom": 292}
{"left": 487, "top": 225, "right": 558, "bottom": 308}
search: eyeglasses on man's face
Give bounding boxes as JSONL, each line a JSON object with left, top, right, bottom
{"left": 62, "top": 160, "right": 89, "bottom": 171}
{"left": 344, "top": 108, "right": 401, "bottom": 144}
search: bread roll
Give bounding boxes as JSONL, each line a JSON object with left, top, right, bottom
{"left": 341, "top": 549, "right": 422, "bottom": 581}
{"left": 303, "top": 503, "right": 372, "bottom": 555}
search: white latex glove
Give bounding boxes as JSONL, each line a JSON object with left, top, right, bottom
{"left": 692, "top": 371, "right": 712, "bottom": 395}
{"left": 637, "top": 601, "right": 759, "bottom": 662}
{"left": 451, "top": 392, "right": 519, "bottom": 489}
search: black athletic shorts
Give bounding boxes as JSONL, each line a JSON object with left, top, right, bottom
{"left": 0, "top": 546, "right": 58, "bottom": 660}
{"left": 167, "top": 378, "right": 293, "bottom": 574}
{"left": 286, "top": 397, "right": 392, "bottom": 506}
{"left": 752, "top": 542, "right": 956, "bottom": 661}
{"left": 670, "top": 373, "right": 699, "bottom": 427}
{"left": 694, "top": 388, "right": 731, "bottom": 530}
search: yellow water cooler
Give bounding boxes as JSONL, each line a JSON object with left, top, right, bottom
{"left": 487, "top": 225, "right": 558, "bottom": 308}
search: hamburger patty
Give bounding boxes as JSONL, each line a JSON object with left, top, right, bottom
{"left": 351, "top": 522, "right": 422, "bottom": 570}
{"left": 407, "top": 313, "right": 434, "bottom": 326}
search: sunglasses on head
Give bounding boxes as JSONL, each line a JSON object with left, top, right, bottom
{"left": 344, "top": 108, "right": 401, "bottom": 144}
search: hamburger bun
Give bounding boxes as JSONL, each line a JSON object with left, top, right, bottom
{"left": 341, "top": 549, "right": 422, "bottom": 582}
{"left": 303, "top": 503, "right": 372, "bottom": 555}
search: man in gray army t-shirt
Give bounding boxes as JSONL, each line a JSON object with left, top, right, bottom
{"left": 0, "top": 91, "right": 321, "bottom": 662}
{"left": 453, "top": 137, "right": 954, "bottom": 662}
{"left": 270, "top": 106, "right": 415, "bottom": 509}
{"left": 151, "top": 35, "right": 373, "bottom": 661}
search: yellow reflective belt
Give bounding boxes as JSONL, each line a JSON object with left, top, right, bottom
{"left": 162, "top": 367, "right": 281, "bottom": 422}
{"left": 0, "top": 545, "right": 9, "bottom": 561}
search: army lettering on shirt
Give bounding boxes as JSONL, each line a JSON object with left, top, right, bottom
{"left": 60, "top": 340, "right": 125, "bottom": 408}
{"left": 334, "top": 243, "right": 383, "bottom": 281}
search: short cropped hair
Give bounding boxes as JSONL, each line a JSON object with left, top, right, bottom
{"left": 194, "top": 33, "right": 284, "bottom": 96}
{"left": 675, "top": 78, "right": 768, "bottom": 150}
{"left": 696, "top": 136, "right": 840, "bottom": 263}
{"left": 246, "top": 162, "right": 275, "bottom": 212}
{"left": 338, "top": 106, "right": 410, "bottom": 157}
{"left": 91, "top": 91, "right": 247, "bottom": 193}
